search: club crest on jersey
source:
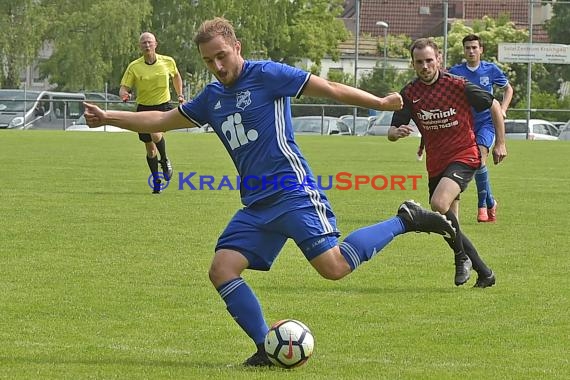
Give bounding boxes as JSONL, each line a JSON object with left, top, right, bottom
{"left": 236, "top": 90, "right": 252, "bottom": 110}
{"left": 480, "top": 76, "right": 490, "bottom": 86}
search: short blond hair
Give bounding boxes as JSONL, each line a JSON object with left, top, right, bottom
{"left": 193, "top": 17, "right": 237, "bottom": 47}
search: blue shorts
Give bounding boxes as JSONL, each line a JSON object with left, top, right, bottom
{"left": 215, "top": 193, "right": 340, "bottom": 271}
{"left": 475, "top": 126, "right": 496, "bottom": 150}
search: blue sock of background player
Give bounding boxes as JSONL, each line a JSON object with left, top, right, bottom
{"left": 475, "top": 166, "right": 494, "bottom": 209}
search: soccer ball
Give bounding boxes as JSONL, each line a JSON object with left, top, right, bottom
{"left": 264, "top": 319, "right": 314, "bottom": 369}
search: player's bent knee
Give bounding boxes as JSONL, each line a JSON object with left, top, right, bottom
{"left": 317, "top": 268, "right": 347, "bottom": 281}
{"left": 208, "top": 266, "right": 221, "bottom": 286}
{"left": 311, "top": 253, "right": 351, "bottom": 281}
{"left": 209, "top": 249, "right": 249, "bottom": 287}
{"left": 151, "top": 132, "right": 163, "bottom": 143}
{"left": 208, "top": 261, "right": 235, "bottom": 287}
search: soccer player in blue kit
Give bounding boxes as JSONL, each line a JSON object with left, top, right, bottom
{"left": 84, "top": 17, "right": 457, "bottom": 366}
{"left": 448, "top": 34, "right": 513, "bottom": 222}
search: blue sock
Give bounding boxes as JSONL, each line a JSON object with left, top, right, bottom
{"left": 485, "top": 174, "right": 495, "bottom": 208}
{"left": 339, "top": 216, "right": 405, "bottom": 270}
{"left": 217, "top": 277, "right": 269, "bottom": 345}
{"left": 474, "top": 166, "right": 489, "bottom": 208}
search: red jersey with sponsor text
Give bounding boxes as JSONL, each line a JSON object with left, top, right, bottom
{"left": 400, "top": 72, "right": 483, "bottom": 177}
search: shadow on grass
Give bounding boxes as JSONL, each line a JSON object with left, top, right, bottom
{"left": 0, "top": 355, "right": 282, "bottom": 371}
{"left": 258, "top": 283, "right": 460, "bottom": 295}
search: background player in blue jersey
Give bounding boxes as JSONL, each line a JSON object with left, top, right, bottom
{"left": 448, "top": 34, "right": 513, "bottom": 222}
{"left": 84, "top": 17, "right": 458, "bottom": 367}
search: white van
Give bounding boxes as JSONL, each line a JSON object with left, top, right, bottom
{"left": 0, "top": 89, "right": 85, "bottom": 130}
{"left": 504, "top": 119, "right": 559, "bottom": 140}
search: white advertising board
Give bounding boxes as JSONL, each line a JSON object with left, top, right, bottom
{"left": 498, "top": 43, "right": 570, "bottom": 64}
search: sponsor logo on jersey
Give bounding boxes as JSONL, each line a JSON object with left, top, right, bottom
{"left": 416, "top": 108, "right": 457, "bottom": 121}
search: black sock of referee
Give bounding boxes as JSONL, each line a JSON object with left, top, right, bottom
{"left": 155, "top": 137, "right": 167, "bottom": 161}
{"left": 444, "top": 211, "right": 491, "bottom": 276}
{"left": 146, "top": 155, "right": 159, "bottom": 180}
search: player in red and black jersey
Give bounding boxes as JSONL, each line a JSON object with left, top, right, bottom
{"left": 388, "top": 38, "right": 507, "bottom": 288}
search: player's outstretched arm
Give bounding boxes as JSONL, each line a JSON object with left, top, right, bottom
{"left": 83, "top": 102, "right": 195, "bottom": 133}
{"left": 501, "top": 83, "right": 514, "bottom": 118}
{"left": 302, "top": 75, "right": 403, "bottom": 111}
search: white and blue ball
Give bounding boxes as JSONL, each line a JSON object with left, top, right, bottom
{"left": 264, "top": 319, "right": 314, "bottom": 369}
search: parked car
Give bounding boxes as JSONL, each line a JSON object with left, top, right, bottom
{"left": 365, "top": 111, "right": 420, "bottom": 137}
{"left": 0, "top": 89, "right": 85, "bottom": 130}
{"left": 504, "top": 119, "right": 559, "bottom": 140}
{"left": 551, "top": 121, "right": 566, "bottom": 136}
{"left": 292, "top": 116, "right": 352, "bottom": 135}
{"left": 339, "top": 115, "right": 372, "bottom": 136}
{"left": 557, "top": 120, "right": 570, "bottom": 140}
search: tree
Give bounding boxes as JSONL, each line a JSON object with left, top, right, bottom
{"left": 545, "top": 1, "right": 570, "bottom": 44}
{"left": 508, "top": 90, "right": 570, "bottom": 122}
{"left": 436, "top": 16, "right": 530, "bottom": 108}
{"left": 355, "top": 32, "right": 413, "bottom": 99}
{"left": 265, "top": 0, "right": 349, "bottom": 67}
{"left": 144, "top": 0, "right": 349, "bottom": 97}
{"left": 377, "top": 33, "right": 412, "bottom": 61}
{"left": 37, "top": 0, "right": 353, "bottom": 96}
{"left": 39, "top": 0, "right": 152, "bottom": 91}
{"left": 543, "top": 1, "right": 570, "bottom": 99}
{"left": 358, "top": 64, "right": 412, "bottom": 97}
{"left": 143, "top": 0, "right": 211, "bottom": 93}
{"left": 0, "top": 0, "right": 49, "bottom": 88}
{"left": 30, "top": 0, "right": 348, "bottom": 96}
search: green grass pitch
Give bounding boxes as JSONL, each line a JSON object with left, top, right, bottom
{"left": 1, "top": 131, "right": 568, "bottom": 379}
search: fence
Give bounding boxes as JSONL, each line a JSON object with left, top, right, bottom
{"left": 0, "top": 91, "right": 84, "bottom": 130}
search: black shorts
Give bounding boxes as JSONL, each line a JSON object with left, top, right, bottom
{"left": 136, "top": 102, "right": 173, "bottom": 143}
{"left": 428, "top": 162, "right": 478, "bottom": 200}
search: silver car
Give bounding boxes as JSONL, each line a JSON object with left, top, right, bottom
{"left": 0, "top": 89, "right": 85, "bottom": 130}
{"left": 292, "top": 116, "right": 352, "bottom": 135}
{"left": 339, "top": 115, "right": 373, "bottom": 136}
{"left": 365, "top": 111, "right": 420, "bottom": 137}
{"left": 557, "top": 120, "right": 570, "bottom": 140}
{"left": 504, "top": 119, "right": 559, "bottom": 140}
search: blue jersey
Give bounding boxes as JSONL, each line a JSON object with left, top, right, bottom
{"left": 448, "top": 61, "right": 508, "bottom": 131}
{"left": 179, "top": 60, "right": 316, "bottom": 207}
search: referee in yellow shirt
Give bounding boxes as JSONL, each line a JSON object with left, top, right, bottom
{"left": 119, "top": 32, "right": 184, "bottom": 194}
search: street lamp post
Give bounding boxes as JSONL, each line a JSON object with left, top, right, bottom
{"left": 376, "top": 21, "right": 389, "bottom": 76}
{"left": 352, "top": 0, "right": 361, "bottom": 135}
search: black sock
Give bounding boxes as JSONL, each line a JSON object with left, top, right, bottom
{"left": 443, "top": 211, "right": 464, "bottom": 253}
{"left": 146, "top": 155, "right": 159, "bottom": 180}
{"left": 444, "top": 211, "right": 491, "bottom": 275}
{"left": 462, "top": 234, "right": 492, "bottom": 276}
{"left": 155, "top": 137, "right": 167, "bottom": 161}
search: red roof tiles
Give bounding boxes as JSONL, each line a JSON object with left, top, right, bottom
{"left": 342, "top": 0, "right": 549, "bottom": 42}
